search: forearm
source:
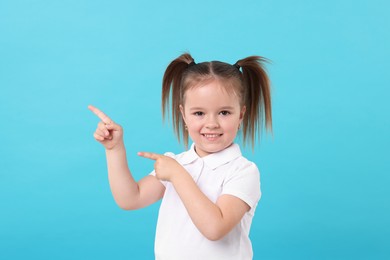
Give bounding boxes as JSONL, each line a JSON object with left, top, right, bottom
{"left": 106, "top": 144, "right": 139, "bottom": 209}
{"left": 171, "top": 172, "right": 225, "bottom": 241}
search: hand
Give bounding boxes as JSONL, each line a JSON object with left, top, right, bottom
{"left": 88, "top": 105, "right": 124, "bottom": 150}
{"left": 138, "top": 152, "right": 185, "bottom": 182}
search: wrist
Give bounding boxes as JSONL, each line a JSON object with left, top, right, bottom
{"left": 106, "top": 142, "right": 125, "bottom": 153}
{"left": 170, "top": 168, "right": 190, "bottom": 185}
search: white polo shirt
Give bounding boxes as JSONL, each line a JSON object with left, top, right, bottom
{"left": 150, "top": 143, "right": 261, "bottom": 260}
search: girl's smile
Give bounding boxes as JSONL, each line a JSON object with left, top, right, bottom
{"left": 202, "top": 133, "right": 223, "bottom": 140}
{"left": 180, "top": 79, "right": 246, "bottom": 157}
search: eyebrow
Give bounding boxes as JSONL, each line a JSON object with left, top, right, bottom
{"left": 189, "top": 106, "right": 235, "bottom": 111}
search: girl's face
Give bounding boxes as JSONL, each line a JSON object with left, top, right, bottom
{"left": 180, "top": 79, "right": 245, "bottom": 157}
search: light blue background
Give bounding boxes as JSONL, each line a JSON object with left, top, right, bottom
{"left": 1, "top": 0, "right": 389, "bottom": 259}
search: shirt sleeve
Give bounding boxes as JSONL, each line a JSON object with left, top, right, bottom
{"left": 220, "top": 161, "right": 261, "bottom": 209}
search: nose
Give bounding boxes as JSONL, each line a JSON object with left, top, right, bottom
{"left": 205, "top": 115, "right": 219, "bottom": 129}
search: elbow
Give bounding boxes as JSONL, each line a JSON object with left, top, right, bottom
{"left": 115, "top": 199, "right": 138, "bottom": 211}
{"left": 117, "top": 204, "right": 136, "bottom": 211}
{"left": 205, "top": 234, "right": 224, "bottom": 242}
{"left": 202, "top": 226, "right": 227, "bottom": 241}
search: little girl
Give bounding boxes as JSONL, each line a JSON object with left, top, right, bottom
{"left": 89, "top": 53, "right": 272, "bottom": 260}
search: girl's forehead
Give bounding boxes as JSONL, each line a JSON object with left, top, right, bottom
{"left": 183, "top": 80, "right": 241, "bottom": 106}
{"left": 185, "top": 78, "right": 240, "bottom": 96}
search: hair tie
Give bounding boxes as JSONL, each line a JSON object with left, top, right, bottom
{"left": 233, "top": 62, "right": 241, "bottom": 70}
{"left": 188, "top": 61, "right": 196, "bottom": 67}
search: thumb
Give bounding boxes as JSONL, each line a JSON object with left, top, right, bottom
{"left": 105, "top": 122, "right": 122, "bottom": 131}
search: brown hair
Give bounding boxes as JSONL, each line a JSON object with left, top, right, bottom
{"left": 162, "top": 52, "right": 272, "bottom": 149}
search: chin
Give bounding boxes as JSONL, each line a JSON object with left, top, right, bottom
{"left": 200, "top": 144, "right": 226, "bottom": 154}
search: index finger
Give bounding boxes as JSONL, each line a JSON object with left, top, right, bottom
{"left": 137, "top": 152, "right": 163, "bottom": 161}
{"left": 88, "top": 105, "right": 113, "bottom": 124}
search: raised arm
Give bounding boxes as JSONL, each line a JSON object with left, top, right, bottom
{"left": 88, "top": 105, "right": 165, "bottom": 210}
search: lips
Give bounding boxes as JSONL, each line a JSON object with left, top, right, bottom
{"left": 202, "top": 133, "right": 223, "bottom": 140}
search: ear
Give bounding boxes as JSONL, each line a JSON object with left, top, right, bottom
{"left": 240, "top": 106, "right": 246, "bottom": 121}
{"left": 179, "top": 105, "right": 187, "bottom": 123}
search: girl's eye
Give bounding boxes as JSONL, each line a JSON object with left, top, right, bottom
{"left": 220, "top": 111, "right": 231, "bottom": 116}
{"left": 194, "top": 112, "right": 204, "bottom": 116}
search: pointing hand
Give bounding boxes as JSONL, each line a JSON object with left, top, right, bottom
{"left": 138, "top": 152, "right": 185, "bottom": 182}
{"left": 88, "top": 105, "right": 124, "bottom": 150}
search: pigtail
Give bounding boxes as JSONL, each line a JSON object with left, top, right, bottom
{"left": 162, "top": 53, "right": 194, "bottom": 147}
{"left": 235, "top": 56, "right": 272, "bottom": 148}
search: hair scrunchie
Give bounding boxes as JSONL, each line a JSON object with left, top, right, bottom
{"left": 188, "top": 61, "right": 196, "bottom": 67}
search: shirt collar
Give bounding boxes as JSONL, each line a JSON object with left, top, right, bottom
{"left": 180, "top": 143, "right": 242, "bottom": 170}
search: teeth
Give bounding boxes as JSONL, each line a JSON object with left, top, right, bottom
{"left": 203, "top": 134, "right": 220, "bottom": 138}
